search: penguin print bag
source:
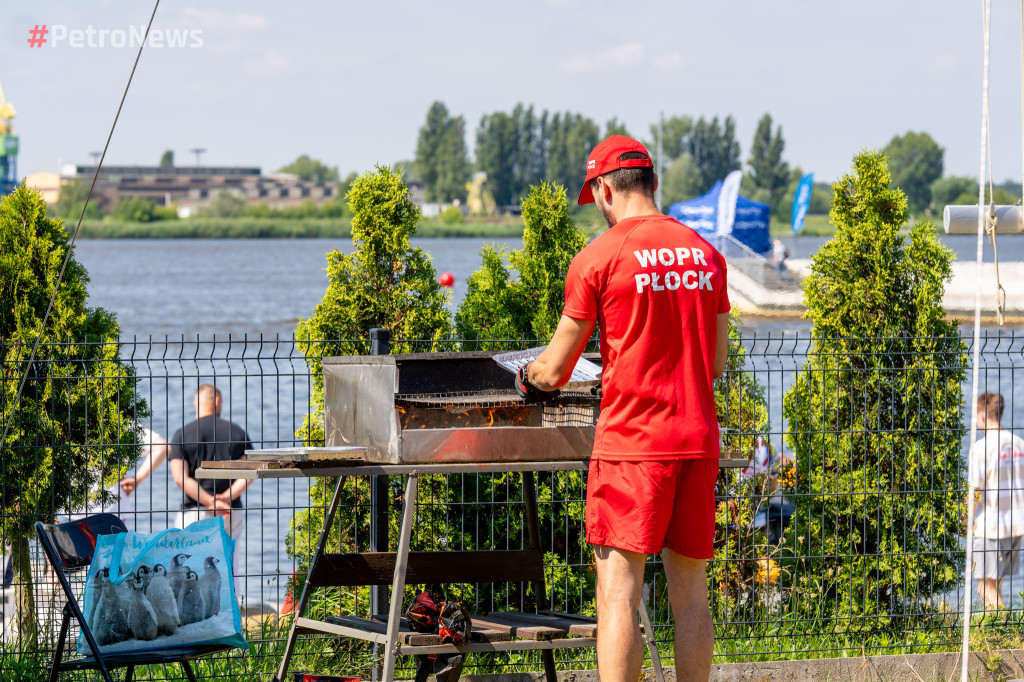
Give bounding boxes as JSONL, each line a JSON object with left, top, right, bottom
{"left": 77, "top": 515, "right": 248, "bottom": 655}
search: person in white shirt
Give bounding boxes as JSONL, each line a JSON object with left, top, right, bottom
{"left": 970, "top": 391, "right": 1024, "bottom": 609}
{"left": 67, "top": 426, "right": 169, "bottom": 521}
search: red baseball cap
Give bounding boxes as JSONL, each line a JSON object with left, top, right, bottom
{"left": 577, "top": 135, "right": 654, "bottom": 205}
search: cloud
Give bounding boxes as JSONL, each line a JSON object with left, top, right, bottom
{"left": 180, "top": 8, "right": 269, "bottom": 32}
{"left": 929, "top": 53, "right": 959, "bottom": 76}
{"left": 543, "top": 0, "right": 583, "bottom": 6}
{"left": 244, "top": 48, "right": 296, "bottom": 76}
{"left": 559, "top": 43, "right": 645, "bottom": 75}
{"left": 653, "top": 52, "right": 691, "bottom": 71}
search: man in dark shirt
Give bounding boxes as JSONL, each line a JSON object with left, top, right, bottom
{"left": 168, "top": 384, "right": 252, "bottom": 598}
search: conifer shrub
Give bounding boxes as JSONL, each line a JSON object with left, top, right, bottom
{"left": 1, "top": 184, "right": 144, "bottom": 646}
{"left": 287, "top": 166, "right": 451, "bottom": 603}
{"left": 780, "top": 151, "right": 967, "bottom": 624}
{"left": 455, "top": 181, "right": 587, "bottom": 343}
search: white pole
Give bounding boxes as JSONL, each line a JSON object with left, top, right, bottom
{"left": 656, "top": 111, "right": 664, "bottom": 210}
{"left": 960, "top": 2, "right": 992, "bottom": 680}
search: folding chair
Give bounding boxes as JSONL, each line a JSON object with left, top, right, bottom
{"left": 35, "top": 513, "right": 231, "bottom": 682}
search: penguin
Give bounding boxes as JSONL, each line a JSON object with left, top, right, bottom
{"left": 135, "top": 564, "right": 153, "bottom": 593}
{"left": 86, "top": 566, "right": 109, "bottom": 634}
{"left": 168, "top": 554, "right": 191, "bottom": 600}
{"left": 92, "top": 568, "right": 130, "bottom": 646}
{"left": 115, "top": 571, "right": 137, "bottom": 640}
{"left": 178, "top": 569, "right": 206, "bottom": 626}
{"left": 126, "top": 575, "right": 159, "bottom": 641}
{"left": 146, "top": 564, "right": 179, "bottom": 637}
{"left": 199, "top": 556, "right": 222, "bottom": 620}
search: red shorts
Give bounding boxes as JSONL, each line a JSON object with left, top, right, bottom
{"left": 585, "top": 458, "right": 718, "bottom": 558}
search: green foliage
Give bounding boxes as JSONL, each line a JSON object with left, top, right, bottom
{"left": 930, "top": 175, "right": 977, "bottom": 209}
{"left": 476, "top": 104, "right": 547, "bottom": 207}
{"left": 415, "top": 101, "right": 471, "bottom": 203}
{"left": 781, "top": 151, "right": 967, "bottom": 622}
{"left": 545, "top": 112, "right": 601, "bottom": 203}
{"left": 439, "top": 205, "right": 464, "bottom": 224}
{"left": 709, "top": 315, "right": 772, "bottom": 606}
{"left": 159, "top": 149, "right": 174, "bottom": 167}
{"left": 455, "top": 182, "right": 587, "bottom": 342}
{"left": 748, "top": 113, "right": 789, "bottom": 219}
{"left": 647, "top": 115, "right": 693, "bottom": 170}
{"left": 54, "top": 178, "right": 103, "bottom": 221}
{"left": 277, "top": 154, "right": 340, "bottom": 182}
{"left": 660, "top": 153, "right": 702, "bottom": 206}
{"left": 1, "top": 184, "right": 144, "bottom": 645}
{"left": 687, "top": 115, "right": 742, "bottom": 193}
{"left": 111, "top": 196, "right": 177, "bottom": 222}
{"left": 203, "top": 190, "right": 247, "bottom": 218}
{"left": 288, "top": 165, "right": 451, "bottom": 569}
{"left": 604, "top": 117, "right": 629, "bottom": 137}
{"left": 883, "top": 131, "right": 944, "bottom": 212}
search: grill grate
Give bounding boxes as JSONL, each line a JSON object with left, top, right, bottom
{"left": 394, "top": 390, "right": 600, "bottom": 429}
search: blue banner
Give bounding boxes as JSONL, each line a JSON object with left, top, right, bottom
{"left": 791, "top": 173, "right": 814, "bottom": 234}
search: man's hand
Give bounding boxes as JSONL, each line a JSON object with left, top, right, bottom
{"left": 119, "top": 477, "right": 137, "bottom": 496}
{"left": 206, "top": 491, "right": 233, "bottom": 518}
{"left": 516, "top": 363, "right": 560, "bottom": 403}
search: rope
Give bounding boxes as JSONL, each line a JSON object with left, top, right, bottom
{"left": 985, "top": 205, "right": 1006, "bottom": 325}
{"left": 960, "top": 0, "right": 992, "bottom": 678}
{"left": 0, "top": 0, "right": 161, "bottom": 448}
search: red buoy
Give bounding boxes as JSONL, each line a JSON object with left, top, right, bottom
{"left": 438, "top": 272, "right": 455, "bottom": 287}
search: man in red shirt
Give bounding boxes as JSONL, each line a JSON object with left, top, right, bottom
{"left": 517, "top": 136, "right": 729, "bottom": 682}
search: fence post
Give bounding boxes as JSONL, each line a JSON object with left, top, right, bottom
{"left": 369, "top": 328, "right": 390, "bottom": 617}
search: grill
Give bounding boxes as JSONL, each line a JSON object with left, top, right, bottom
{"left": 323, "top": 351, "right": 601, "bottom": 463}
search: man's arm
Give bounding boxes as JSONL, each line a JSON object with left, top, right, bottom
{"left": 526, "top": 315, "right": 597, "bottom": 392}
{"left": 169, "top": 458, "right": 220, "bottom": 510}
{"left": 714, "top": 313, "right": 729, "bottom": 379}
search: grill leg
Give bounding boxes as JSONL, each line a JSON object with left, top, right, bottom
{"left": 273, "top": 476, "right": 349, "bottom": 682}
{"left": 381, "top": 474, "right": 419, "bottom": 682}
{"left": 522, "top": 472, "right": 558, "bottom": 682}
{"left": 48, "top": 604, "right": 72, "bottom": 682}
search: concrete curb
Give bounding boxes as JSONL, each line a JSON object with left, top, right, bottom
{"left": 459, "top": 649, "right": 1024, "bottom": 682}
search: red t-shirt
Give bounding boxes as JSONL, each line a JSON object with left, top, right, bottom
{"left": 563, "top": 215, "right": 730, "bottom": 460}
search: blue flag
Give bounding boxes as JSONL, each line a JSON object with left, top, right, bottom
{"left": 791, "top": 173, "right": 814, "bottom": 234}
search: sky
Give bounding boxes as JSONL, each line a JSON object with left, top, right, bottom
{"left": 2, "top": 1, "right": 1023, "bottom": 185}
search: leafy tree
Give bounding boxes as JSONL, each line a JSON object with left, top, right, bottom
{"left": 546, "top": 113, "right": 600, "bottom": 201}
{"left": 159, "top": 149, "right": 174, "bottom": 167}
{"left": 288, "top": 165, "right": 451, "bottom": 570}
{"left": 1, "top": 184, "right": 144, "bottom": 646}
{"left": 415, "top": 101, "right": 470, "bottom": 203}
{"left": 54, "top": 179, "right": 103, "bottom": 221}
{"left": 456, "top": 182, "right": 587, "bottom": 341}
{"left": 647, "top": 115, "right": 693, "bottom": 170}
{"left": 660, "top": 152, "right": 702, "bottom": 206}
{"left": 604, "top": 117, "right": 629, "bottom": 137}
{"left": 278, "top": 154, "right": 340, "bottom": 182}
{"left": 111, "top": 196, "right": 177, "bottom": 222}
{"left": 781, "top": 151, "right": 966, "bottom": 623}
{"left": 687, "top": 115, "right": 741, "bottom": 193}
{"left": 883, "top": 131, "right": 943, "bottom": 212}
{"left": 476, "top": 104, "right": 547, "bottom": 208}
{"left": 748, "top": 114, "right": 789, "bottom": 219}
{"left": 202, "top": 190, "right": 247, "bottom": 218}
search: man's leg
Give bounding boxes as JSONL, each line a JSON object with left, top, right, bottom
{"left": 662, "top": 547, "right": 713, "bottom": 682}
{"left": 593, "top": 544, "right": 647, "bottom": 682}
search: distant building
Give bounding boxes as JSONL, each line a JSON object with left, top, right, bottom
{"left": 23, "top": 170, "right": 61, "bottom": 204}
{"left": 58, "top": 164, "right": 341, "bottom": 216}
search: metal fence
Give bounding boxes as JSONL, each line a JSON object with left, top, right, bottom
{"left": 0, "top": 329, "right": 1022, "bottom": 680}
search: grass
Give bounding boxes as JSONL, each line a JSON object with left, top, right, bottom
{"left": 67, "top": 216, "right": 545, "bottom": 240}
{"left": 5, "top": 612, "right": 1024, "bottom": 681}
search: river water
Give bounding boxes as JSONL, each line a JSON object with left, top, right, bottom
{"left": 66, "top": 235, "right": 1024, "bottom": 610}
